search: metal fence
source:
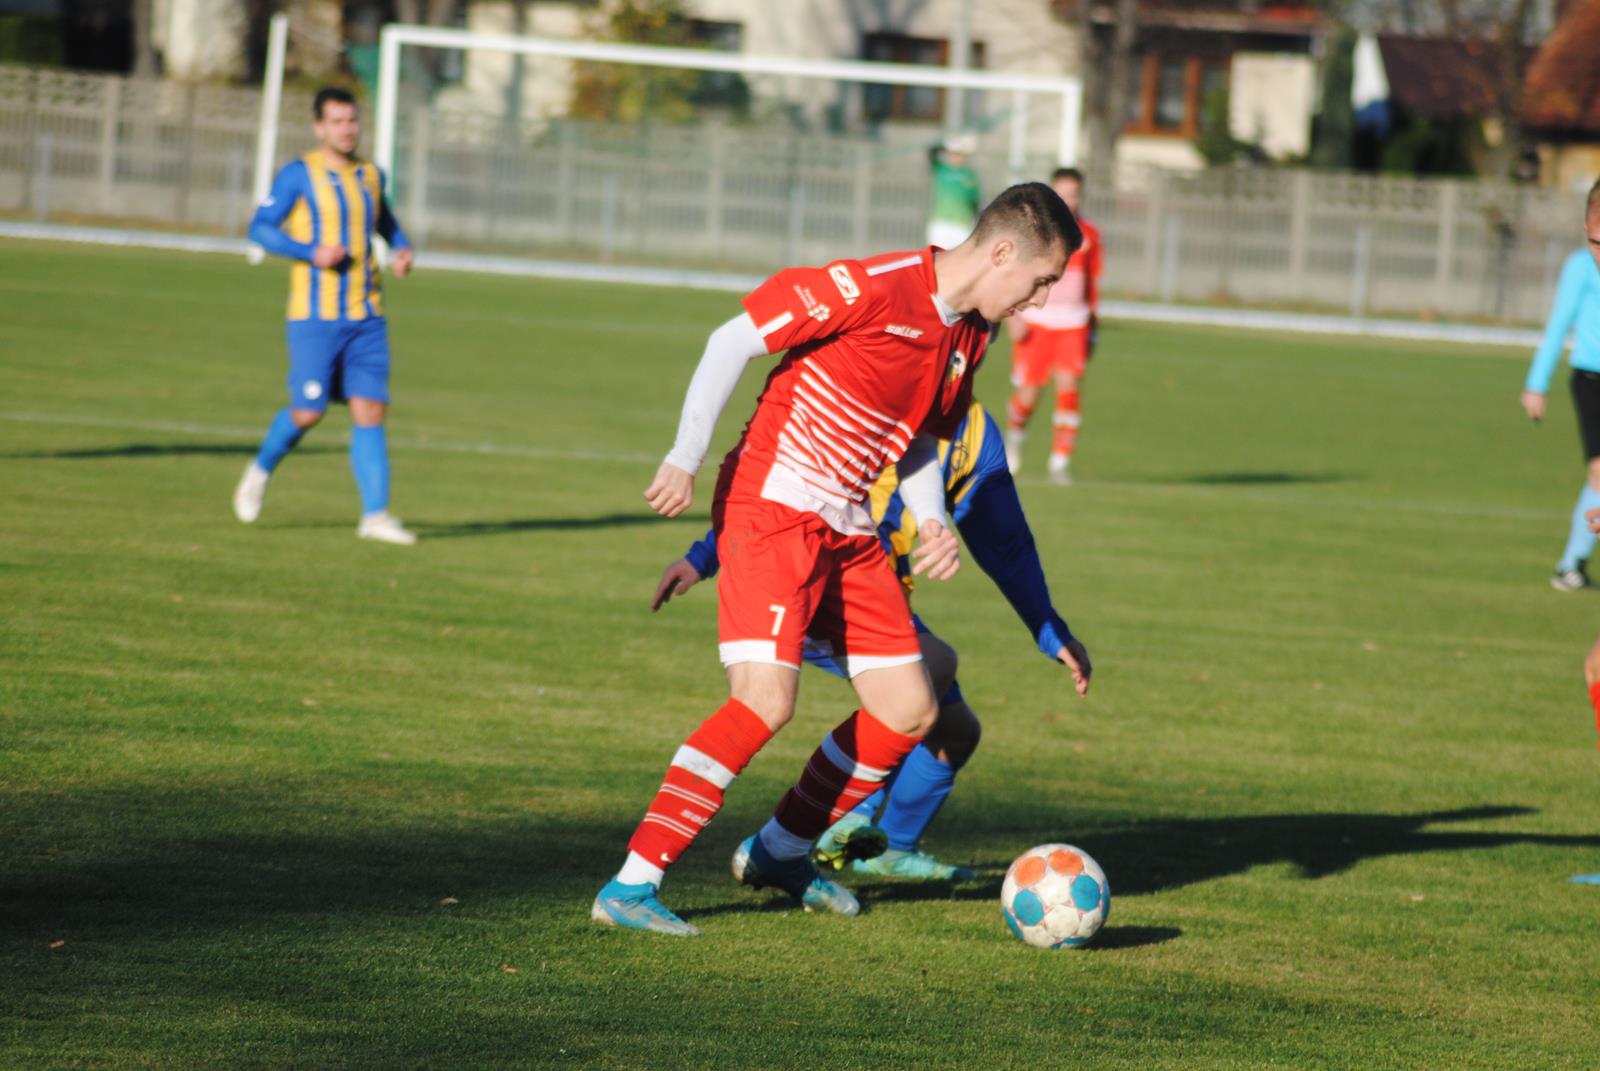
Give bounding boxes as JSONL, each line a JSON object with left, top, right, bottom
{"left": 1, "top": 63, "right": 1590, "bottom": 324}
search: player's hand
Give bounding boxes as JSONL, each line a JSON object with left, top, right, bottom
{"left": 1587, "top": 507, "right": 1600, "bottom": 536}
{"left": 390, "top": 247, "right": 415, "bottom": 278}
{"left": 644, "top": 462, "right": 694, "bottom": 517}
{"left": 1522, "top": 390, "right": 1546, "bottom": 422}
{"left": 1055, "top": 638, "right": 1092, "bottom": 697}
{"left": 652, "top": 558, "right": 704, "bottom": 611}
{"left": 911, "top": 519, "right": 960, "bottom": 581}
{"left": 312, "top": 244, "right": 348, "bottom": 269}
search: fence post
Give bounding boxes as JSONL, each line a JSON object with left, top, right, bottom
{"left": 852, "top": 143, "right": 871, "bottom": 256}
{"left": 32, "top": 132, "right": 53, "bottom": 222}
{"left": 1350, "top": 222, "right": 1372, "bottom": 318}
{"left": 407, "top": 105, "right": 432, "bottom": 247}
{"left": 1159, "top": 212, "right": 1180, "bottom": 304}
{"left": 706, "top": 123, "right": 725, "bottom": 259}
{"left": 1433, "top": 181, "right": 1458, "bottom": 315}
{"left": 786, "top": 179, "right": 806, "bottom": 266}
{"left": 600, "top": 172, "right": 619, "bottom": 262}
{"left": 98, "top": 77, "right": 122, "bottom": 215}
{"left": 225, "top": 145, "right": 245, "bottom": 235}
{"left": 176, "top": 82, "right": 198, "bottom": 225}
{"left": 1144, "top": 170, "right": 1167, "bottom": 299}
{"left": 557, "top": 121, "right": 577, "bottom": 246}
{"left": 1287, "top": 169, "right": 1311, "bottom": 289}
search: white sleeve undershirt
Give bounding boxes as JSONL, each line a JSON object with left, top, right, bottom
{"left": 663, "top": 312, "right": 769, "bottom": 475}
{"left": 896, "top": 434, "right": 950, "bottom": 530}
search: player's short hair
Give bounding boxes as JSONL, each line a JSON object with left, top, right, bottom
{"left": 1051, "top": 167, "right": 1085, "bottom": 186}
{"left": 969, "top": 182, "right": 1083, "bottom": 258}
{"left": 313, "top": 87, "right": 358, "bottom": 120}
{"left": 1588, "top": 177, "right": 1600, "bottom": 222}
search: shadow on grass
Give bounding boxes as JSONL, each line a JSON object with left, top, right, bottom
{"left": 963, "top": 804, "right": 1594, "bottom": 897}
{"left": 1161, "top": 471, "right": 1349, "bottom": 486}
{"left": 1, "top": 441, "right": 332, "bottom": 461}
{"left": 410, "top": 512, "right": 694, "bottom": 538}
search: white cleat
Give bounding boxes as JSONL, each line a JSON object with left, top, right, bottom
{"left": 357, "top": 510, "right": 417, "bottom": 545}
{"left": 232, "top": 462, "right": 269, "bottom": 523}
{"left": 1047, "top": 453, "right": 1072, "bottom": 486}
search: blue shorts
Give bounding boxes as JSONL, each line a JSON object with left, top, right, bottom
{"left": 803, "top": 614, "right": 965, "bottom": 705}
{"left": 286, "top": 318, "right": 391, "bottom": 412}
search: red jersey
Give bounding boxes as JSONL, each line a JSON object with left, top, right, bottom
{"left": 1018, "top": 217, "right": 1101, "bottom": 331}
{"left": 729, "top": 247, "right": 992, "bottom": 536}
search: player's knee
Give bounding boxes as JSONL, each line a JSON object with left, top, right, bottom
{"left": 930, "top": 702, "right": 981, "bottom": 768}
{"left": 919, "top": 633, "right": 959, "bottom": 697}
{"left": 727, "top": 665, "right": 799, "bottom": 732}
{"left": 290, "top": 408, "right": 324, "bottom": 430}
{"left": 1587, "top": 457, "right": 1600, "bottom": 492}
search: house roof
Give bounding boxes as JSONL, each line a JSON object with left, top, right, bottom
{"left": 1375, "top": 35, "right": 1507, "bottom": 121}
{"left": 1072, "top": 0, "right": 1325, "bottom": 37}
{"left": 1522, "top": 0, "right": 1600, "bottom": 134}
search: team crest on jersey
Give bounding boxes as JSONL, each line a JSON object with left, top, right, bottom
{"left": 945, "top": 349, "right": 967, "bottom": 386}
{"left": 884, "top": 324, "right": 924, "bottom": 339}
{"left": 794, "top": 285, "right": 832, "bottom": 323}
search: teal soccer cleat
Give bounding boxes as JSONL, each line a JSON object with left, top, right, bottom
{"left": 811, "top": 813, "right": 889, "bottom": 873}
{"left": 590, "top": 879, "right": 701, "bottom": 937}
{"left": 852, "top": 848, "right": 975, "bottom": 881}
{"left": 732, "top": 835, "right": 861, "bottom": 916}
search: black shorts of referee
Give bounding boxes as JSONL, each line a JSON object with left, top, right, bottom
{"left": 1572, "top": 369, "right": 1600, "bottom": 461}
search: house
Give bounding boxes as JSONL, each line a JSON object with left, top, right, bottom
{"left": 1522, "top": 0, "right": 1600, "bottom": 192}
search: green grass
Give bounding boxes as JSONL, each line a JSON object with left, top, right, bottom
{"left": 3, "top": 238, "right": 1598, "bottom": 1069}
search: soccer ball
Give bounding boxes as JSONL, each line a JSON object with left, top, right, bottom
{"left": 1001, "top": 843, "right": 1110, "bottom": 949}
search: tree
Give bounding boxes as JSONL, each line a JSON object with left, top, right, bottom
{"left": 569, "top": 0, "right": 747, "bottom": 124}
{"left": 1065, "top": 0, "right": 1141, "bottom": 174}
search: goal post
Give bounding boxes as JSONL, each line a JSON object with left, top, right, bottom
{"left": 372, "top": 25, "right": 1083, "bottom": 193}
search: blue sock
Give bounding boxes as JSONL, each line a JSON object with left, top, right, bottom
{"left": 254, "top": 407, "right": 305, "bottom": 473}
{"left": 877, "top": 744, "right": 958, "bottom": 852}
{"left": 350, "top": 425, "right": 390, "bottom": 515}
{"left": 1558, "top": 484, "right": 1600, "bottom": 572}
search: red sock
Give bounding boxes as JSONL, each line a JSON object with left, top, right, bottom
{"left": 1589, "top": 680, "right": 1600, "bottom": 750}
{"left": 1007, "top": 391, "right": 1034, "bottom": 433}
{"left": 1052, "top": 387, "right": 1081, "bottom": 457}
{"left": 626, "top": 699, "right": 773, "bottom": 872}
{"left": 771, "top": 709, "right": 921, "bottom": 842}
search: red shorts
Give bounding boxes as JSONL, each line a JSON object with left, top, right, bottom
{"left": 712, "top": 495, "right": 921, "bottom": 675}
{"left": 1012, "top": 324, "right": 1091, "bottom": 386}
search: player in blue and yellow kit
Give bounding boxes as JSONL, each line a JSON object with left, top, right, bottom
{"left": 233, "top": 87, "right": 418, "bottom": 545}
{"left": 652, "top": 400, "right": 1092, "bottom": 880}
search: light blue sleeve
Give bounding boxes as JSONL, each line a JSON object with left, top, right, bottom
{"left": 1526, "top": 251, "right": 1589, "bottom": 393}
{"left": 247, "top": 162, "right": 315, "bottom": 262}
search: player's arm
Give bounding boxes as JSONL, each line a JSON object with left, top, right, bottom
{"left": 375, "top": 168, "right": 414, "bottom": 277}
{"left": 651, "top": 528, "right": 719, "bottom": 611}
{"left": 1524, "top": 254, "right": 1588, "bottom": 419}
{"left": 248, "top": 164, "right": 342, "bottom": 267}
{"left": 645, "top": 312, "right": 768, "bottom": 516}
{"left": 955, "top": 456, "right": 1091, "bottom": 695}
{"left": 898, "top": 435, "right": 960, "bottom": 581}
{"left": 1087, "top": 228, "right": 1103, "bottom": 352}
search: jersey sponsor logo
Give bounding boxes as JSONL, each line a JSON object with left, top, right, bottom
{"left": 793, "top": 284, "right": 832, "bottom": 323}
{"left": 828, "top": 263, "right": 861, "bottom": 304}
{"left": 884, "top": 324, "right": 924, "bottom": 339}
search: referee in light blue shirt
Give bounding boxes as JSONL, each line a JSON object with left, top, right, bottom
{"left": 1522, "top": 178, "right": 1600, "bottom": 591}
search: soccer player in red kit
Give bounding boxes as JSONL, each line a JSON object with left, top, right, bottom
{"left": 1005, "top": 167, "right": 1102, "bottom": 484}
{"left": 593, "top": 183, "right": 1082, "bottom": 936}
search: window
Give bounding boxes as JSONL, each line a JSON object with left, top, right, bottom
{"left": 1127, "top": 53, "right": 1229, "bottom": 137}
{"left": 687, "top": 19, "right": 745, "bottom": 107}
{"left": 862, "top": 33, "right": 986, "bottom": 122}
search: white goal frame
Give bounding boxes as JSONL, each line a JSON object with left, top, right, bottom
{"left": 369, "top": 25, "right": 1083, "bottom": 198}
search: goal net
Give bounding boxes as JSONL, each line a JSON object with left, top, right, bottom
{"left": 356, "top": 25, "right": 1080, "bottom": 276}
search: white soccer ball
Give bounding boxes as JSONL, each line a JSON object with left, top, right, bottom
{"left": 1000, "top": 843, "right": 1110, "bottom": 949}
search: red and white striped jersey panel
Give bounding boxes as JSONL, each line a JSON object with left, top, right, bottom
{"left": 1019, "top": 217, "right": 1103, "bottom": 331}
{"left": 731, "top": 248, "right": 991, "bottom": 535}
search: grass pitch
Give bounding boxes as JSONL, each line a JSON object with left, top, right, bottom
{"left": 3, "top": 238, "right": 1599, "bottom": 1069}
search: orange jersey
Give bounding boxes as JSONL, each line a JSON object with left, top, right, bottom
{"left": 1019, "top": 217, "right": 1101, "bottom": 331}
{"left": 730, "top": 247, "right": 992, "bottom": 536}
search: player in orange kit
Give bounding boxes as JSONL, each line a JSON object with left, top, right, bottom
{"left": 1005, "top": 167, "right": 1103, "bottom": 484}
{"left": 591, "top": 183, "right": 1081, "bottom": 937}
